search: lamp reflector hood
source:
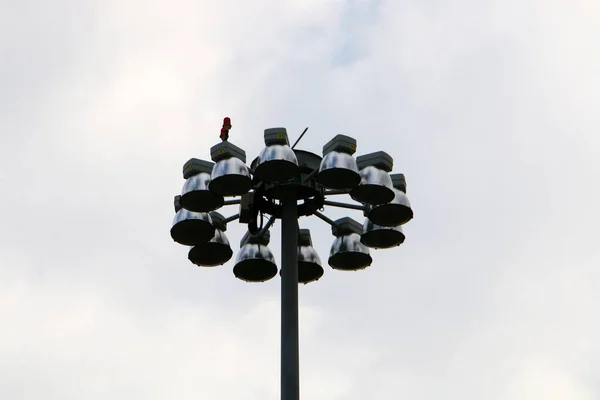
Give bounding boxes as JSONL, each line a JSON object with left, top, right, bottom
{"left": 170, "top": 201, "right": 215, "bottom": 246}
{"left": 317, "top": 134, "right": 361, "bottom": 190}
{"left": 233, "top": 230, "right": 278, "bottom": 282}
{"left": 350, "top": 152, "right": 395, "bottom": 205}
{"left": 253, "top": 128, "right": 300, "bottom": 183}
{"left": 209, "top": 142, "right": 253, "bottom": 197}
{"left": 188, "top": 212, "right": 233, "bottom": 266}
{"left": 180, "top": 159, "right": 224, "bottom": 212}
{"left": 328, "top": 217, "right": 372, "bottom": 270}
{"left": 361, "top": 218, "right": 405, "bottom": 249}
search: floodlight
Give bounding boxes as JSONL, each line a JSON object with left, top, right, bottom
{"left": 328, "top": 217, "right": 372, "bottom": 271}
{"left": 350, "top": 151, "right": 395, "bottom": 205}
{"left": 253, "top": 128, "right": 300, "bottom": 183}
{"left": 180, "top": 158, "right": 224, "bottom": 212}
{"left": 170, "top": 195, "right": 215, "bottom": 246}
{"left": 360, "top": 218, "right": 405, "bottom": 249}
{"left": 233, "top": 230, "right": 278, "bottom": 282}
{"left": 368, "top": 173, "right": 413, "bottom": 226}
{"left": 188, "top": 212, "right": 233, "bottom": 266}
{"left": 317, "top": 134, "right": 361, "bottom": 190}
{"left": 297, "top": 229, "right": 323, "bottom": 284}
{"left": 258, "top": 150, "right": 324, "bottom": 200}
{"left": 209, "top": 141, "right": 253, "bottom": 197}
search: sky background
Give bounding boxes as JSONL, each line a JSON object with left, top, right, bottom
{"left": 1, "top": 0, "right": 599, "bottom": 399}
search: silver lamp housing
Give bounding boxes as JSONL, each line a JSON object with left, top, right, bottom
{"left": 278, "top": 229, "right": 324, "bottom": 284}
{"left": 180, "top": 158, "right": 224, "bottom": 212}
{"left": 188, "top": 212, "right": 233, "bottom": 267}
{"left": 170, "top": 196, "right": 215, "bottom": 246}
{"left": 233, "top": 230, "right": 278, "bottom": 282}
{"left": 297, "top": 229, "right": 324, "bottom": 284}
{"left": 361, "top": 218, "right": 405, "bottom": 249}
{"left": 328, "top": 217, "right": 373, "bottom": 271}
{"left": 368, "top": 173, "right": 413, "bottom": 227}
{"left": 350, "top": 151, "right": 395, "bottom": 205}
{"left": 317, "top": 134, "right": 361, "bottom": 190}
{"left": 253, "top": 128, "right": 300, "bottom": 183}
{"left": 209, "top": 142, "right": 253, "bottom": 197}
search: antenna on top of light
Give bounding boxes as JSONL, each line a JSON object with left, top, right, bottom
{"left": 291, "top": 127, "right": 309, "bottom": 149}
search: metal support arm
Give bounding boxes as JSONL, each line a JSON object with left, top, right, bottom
{"left": 324, "top": 189, "right": 351, "bottom": 196}
{"left": 323, "top": 200, "right": 366, "bottom": 212}
{"left": 259, "top": 216, "right": 277, "bottom": 237}
{"left": 314, "top": 211, "right": 340, "bottom": 230}
{"left": 223, "top": 213, "right": 240, "bottom": 224}
{"left": 301, "top": 168, "right": 319, "bottom": 184}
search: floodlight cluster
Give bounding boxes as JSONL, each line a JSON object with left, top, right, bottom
{"left": 170, "top": 127, "right": 413, "bottom": 283}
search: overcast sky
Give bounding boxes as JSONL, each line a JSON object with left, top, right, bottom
{"left": 1, "top": 0, "right": 599, "bottom": 399}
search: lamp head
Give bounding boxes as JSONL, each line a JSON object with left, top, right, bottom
{"left": 297, "top": 229, "right": 323, "bottom": 284}
{"left": 253, "top": 128, "right": 300, "bottom": 183}
{"left": 350, "top": 151, "right": 395, "bottom": 205}
{"left": 317, "top": 134, "right": 361, "bottom": 190}
{"left": 328, "top": 217, "right": 373, "bottom": 271}
{"left": 180, "top": 158, "right": 224, "bottom": 212}
{"left": 233, "top": 230, "right": 278, "bottom": 282}
{"left": 209, "top": 142, "right": 253, "bottom": 197}
{"left": 170, "top": 199, "right": 215, "bottom": 246}
{"left": 368, "top": 173, "right": 413, "bottom": 226}
{"left": 188, "top": 212, "right": 233, "bottom": 266}
{"left": 361, "top": 218, "right": 405, "bottom": 249}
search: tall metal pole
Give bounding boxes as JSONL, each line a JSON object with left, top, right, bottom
{"left": 280, "top": 186, "right": 299, "bottom": 400}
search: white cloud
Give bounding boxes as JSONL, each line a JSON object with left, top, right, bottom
{"left": 1, "top": 0, "right": 599, "bottom": 398}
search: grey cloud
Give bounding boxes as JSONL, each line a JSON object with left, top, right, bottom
{"left": 1, "top": 0, "right": 599, "bottom": 399}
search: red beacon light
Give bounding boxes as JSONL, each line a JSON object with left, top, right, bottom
{"left": 220, "top": 117, "right": 232, "bottom": 142}
{"left": 220, "top": 128, "right": 228, "bottom": 142}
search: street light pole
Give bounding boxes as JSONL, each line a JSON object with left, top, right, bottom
{"left": 280, "top": 186, "right": 300, "bottom": 400}
{"left": 170, "top": 124, "right": 415, "bottom": 400}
